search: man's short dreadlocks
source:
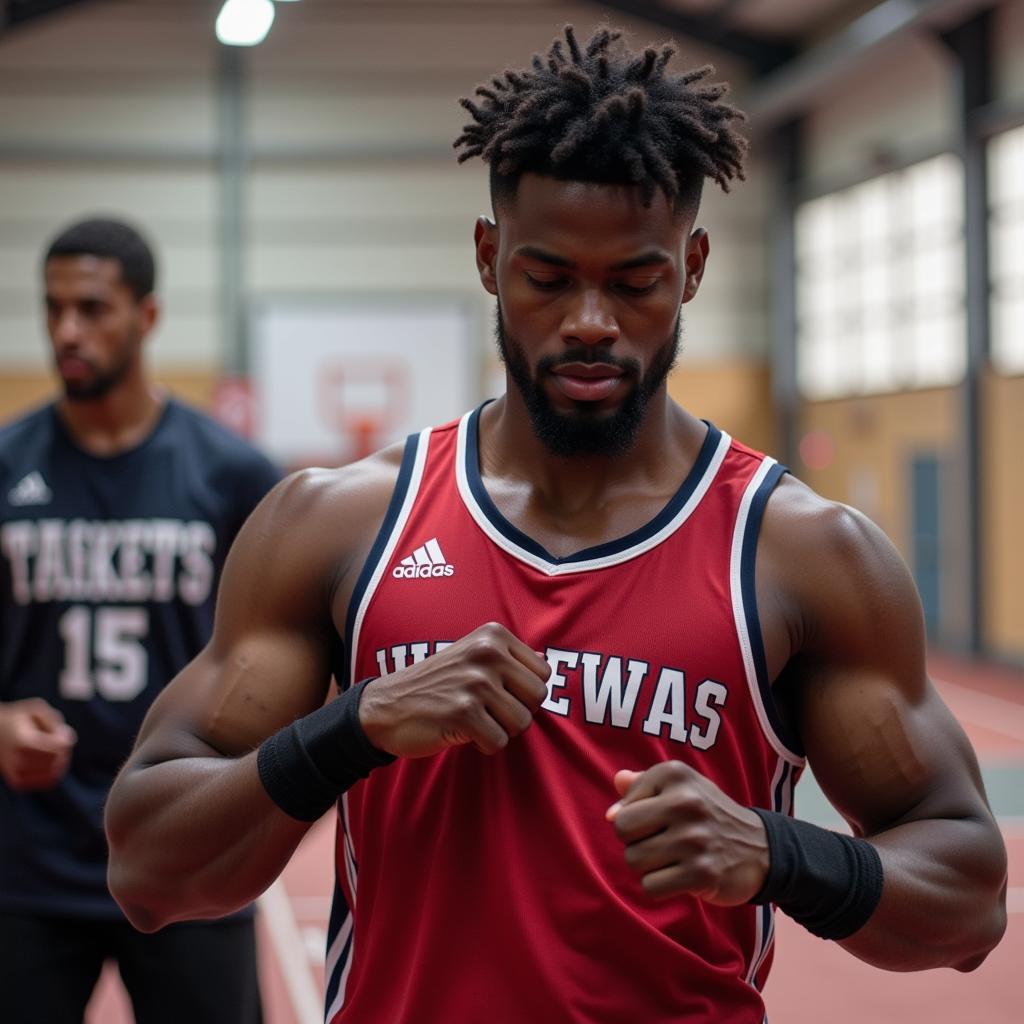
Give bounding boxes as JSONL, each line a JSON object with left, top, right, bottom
{"left": 454, "top": 24, "right": 747, "bottom": 214}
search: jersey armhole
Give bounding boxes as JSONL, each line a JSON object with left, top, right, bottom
{"left": 340, "top": 429, "right": 430, "bottom": 690}
{"left": 730, "top": 459, "right": 806, "bottom": 763}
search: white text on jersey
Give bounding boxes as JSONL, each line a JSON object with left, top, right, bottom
{"left": 1, "top": 518, "right": 216, "bottom": 606}
{"left": 373, "top": 640, "right": 728, "bottom": 750}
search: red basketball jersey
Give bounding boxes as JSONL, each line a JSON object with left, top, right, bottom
{"left": 324, "top": 406, "right": 804, "bottom": 1023}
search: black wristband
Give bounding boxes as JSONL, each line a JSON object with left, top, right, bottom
{"left": 257, "top": 678, "right": 396, "bottom": 822}
{"left": 749, "top": 808, "right": 884, "bottom": 940}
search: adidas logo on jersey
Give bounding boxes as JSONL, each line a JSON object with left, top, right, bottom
{"left": 392, "top": 538, "right": 455, "bottom": 579}
{"left": 7, "top": 471, "right": 53, "bottom": 507}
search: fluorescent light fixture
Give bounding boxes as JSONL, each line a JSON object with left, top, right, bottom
{"left": 216, "top": 0, "right": 275, "bottom": 47}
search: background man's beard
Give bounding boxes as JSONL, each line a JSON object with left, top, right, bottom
{"left": 58, "top": 339, "right": 137, "bottom": 402}
{"left": 494, "top": 304, "right": 681, "bottom": 457}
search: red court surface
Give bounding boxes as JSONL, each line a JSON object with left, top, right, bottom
{"left": 87, "top": 652, "right": 1024, "bottom": 1023}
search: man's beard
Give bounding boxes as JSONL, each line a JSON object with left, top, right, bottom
{"left": 494, "top": 303, "right": 681, "bottom": 457}
{"left": 58, "top": 339, "right": 136, "bottom": 402}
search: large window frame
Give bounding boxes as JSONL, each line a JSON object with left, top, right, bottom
{"left": 795, "top": 154, "right": 966, "bottom": 400}
{"left": 989, "top": 124, "right": 1024, "bottom": 376}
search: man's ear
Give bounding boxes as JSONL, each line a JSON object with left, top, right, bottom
{"left": 681, "top": 228, "right": 710, "bottom": 304}
{"left": 138, "top": 294, "right": 160, "bottom": 340}
{"left": 475, "top": 215, "right": 499, "bottom": 296}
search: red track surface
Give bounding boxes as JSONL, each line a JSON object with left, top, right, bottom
{"left": 87, "top": 652, "right": 1024, "bottom": 1023}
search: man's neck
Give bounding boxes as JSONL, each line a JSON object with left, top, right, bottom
{"left": 479, "top": 390, "right": 705, "bottom": 519}
{"left": 57, "top": 379, "right": 166, "bottom": 457}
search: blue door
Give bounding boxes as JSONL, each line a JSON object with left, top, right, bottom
{"left": 910, "top": 455, "right": 941, "bottom": 636}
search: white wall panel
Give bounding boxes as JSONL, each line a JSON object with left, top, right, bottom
{"left": 0, "top": 168, "right": 218, "bottom": 222}
{"left": 0, "top": 90, "right": 215, "bottom": 149}
{"left": 248, "top": 168, "right": 490, "bottom": 220}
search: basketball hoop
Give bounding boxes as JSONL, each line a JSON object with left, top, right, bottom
{"left": 318, "top": 360, "right": 409, "bottom": 463}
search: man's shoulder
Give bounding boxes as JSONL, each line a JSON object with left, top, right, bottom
{"left": 164, "top": 398, "right": 276, "bottom": 470}
{"left": 272, "top": 441, "right": 407, "bottom": 524}
{"left": 764, "top": 474, "right": 887, "bottom": 563}
{"left": 247, "top": 442, "right": 408, "bottom": 583}
{"left": 761, "top": 474, "right": 918, "bottom": 651}
{"left": 0, "top": 403, "right": 57, "bottom": 481}
{"left": 0, "top": 402, "right": 54, "bottom": 450}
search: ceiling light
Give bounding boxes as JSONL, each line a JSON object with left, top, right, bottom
{"left": 216, "top": 0, "right": 276, "bottom": 47}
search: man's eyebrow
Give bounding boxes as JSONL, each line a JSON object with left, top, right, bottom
{"left": 610, "top": 250, "right": 672, "bottom": 271}
{"left": 515, "top": 246, "right": 574, "bottom": 268}
{"left": 514, "top": 246, "right": 672, "bottom": 271}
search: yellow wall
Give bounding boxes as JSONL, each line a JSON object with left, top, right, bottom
{"left": 983, "top": 372, "right": 1024, "bottom": 661}
{"left": 0, "top": 370, "right": 218, "bottom": 425}
{"left": 669, "top": 361, "right": 777, "bottom": 458}
{"left": 796, "top": 388, "right": 960, "bottom": 570}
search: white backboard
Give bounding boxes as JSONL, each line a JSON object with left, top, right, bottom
{"left": 252, "top": 299, "right": 477, "bottom": 466}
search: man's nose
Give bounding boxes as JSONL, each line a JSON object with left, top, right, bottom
{"left": 560, "top": 288, "right": 619, "bottom": 347}
{"left": 52, "top": 310, "right": 81, "bottom": 346}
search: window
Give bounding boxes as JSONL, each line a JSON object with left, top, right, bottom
{"left": 989, "top": 124, "right": 1024, "bottom": 375}
{"left": 796, "top": 154, "right": 965, "bottom": 399}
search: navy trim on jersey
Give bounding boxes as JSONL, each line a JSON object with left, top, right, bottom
{"left": 464, "top": 403, "right": 723, "bottom": 566}
{"left": 755, "top": 903, "right": 773, "bottom": 990}
{"left": 739, "top": 462, "right": 805, "bottom": 758}
{"left": 772, "top": 761, "right": 793, "bottom": 812}
{"left": 324, "top": 878, "right": 354, "bottom": 1018}
{"left": 341, "top": 432, "right": 422, "bottom": 690}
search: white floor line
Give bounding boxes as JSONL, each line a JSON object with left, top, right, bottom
{"left": 933, "top": 677, "right": 1024, "bottom": 744}
{"left": 259, "top": 879, "right": 324, "bottom": 1024}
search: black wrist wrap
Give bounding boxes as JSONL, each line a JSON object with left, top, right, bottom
{"left": 749, "top": 808, "right": 884, "bottom": 940}
{"left": 256, "top": 678, "right": 396, "bottom": 822}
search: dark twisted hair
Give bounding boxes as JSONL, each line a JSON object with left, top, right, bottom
{"left": 454, "top": 25, "right": 748, "bottom": 213}
{"left": 45, "top": 217, "right": 156, "bottom": 299}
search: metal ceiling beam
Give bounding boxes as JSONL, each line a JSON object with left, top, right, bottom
{"left": 743, "top": 0, "right": 1001, "bottom": 130}
{"left": 942, "top": 9, "right": 992, "bottom": 653}
{"left": 587, "top": 0, "right": 797, "bottom": 73}
{"left": 2, "top": 0, "right": 92, "bottom": 32}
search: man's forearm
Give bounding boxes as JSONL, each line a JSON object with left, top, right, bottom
{"left": 105, "top": 753, "right": 311, "bottom": 932}
{"left": 837, "top": 816, "right": 1006, "bottom": 971}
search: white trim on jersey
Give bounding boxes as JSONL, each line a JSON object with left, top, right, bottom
{"left": 329, "top": 427, "right": 431, "bottom": 1023}
{"left": 729, "top": 457, "right": 804, "bottom": 767}
{"left": 348, "top": 427, "right": 431, "bottom": 684}
{"left": 340, "top": 794, "right": 358, "bottom": 908}
{"left": 744, "top": 756, "right": 797, "bottom": 991}
{"left": 324, "top": 911, "right": 354, "bottom": 1023}
{"left": 746, "top": 898, "right": 766, "bottom": 988}
{"left": 454, "top": 411, "right": 732, "bottom": 576}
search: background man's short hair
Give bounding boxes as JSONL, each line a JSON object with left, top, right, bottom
{"left": 454, "top": 24, "right": 748, "bottom": 214}
{"left": 45, "top": 217, "right": 157, "bottom": 300}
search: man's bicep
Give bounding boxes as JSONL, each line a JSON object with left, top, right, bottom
{"left": 135, "top": 472, "right": 340, "bottom": 759}
{"left": 134, "top": 627, "right": 333, "bottom": 761}
{"left": 800, "top": 668, "right": 987, "bottom": 837}
{"left": 791, "top": 505, "right": 989, "bottom": 836}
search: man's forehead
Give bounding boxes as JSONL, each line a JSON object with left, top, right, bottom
{"left": 495, "top": 173, "right": 692, "bottom": 251}
{"left": 45, "top": 254, "right": 124, "bottom": 291}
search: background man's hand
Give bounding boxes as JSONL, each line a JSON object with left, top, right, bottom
{"left": 607, "top": 761, "right": 770, "bottom": 905}
{"left": 358, "top": 621, "right": 552, "bottom": 758}
{"left": 0, "top": 698, "right": 77, "bottom": 790}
